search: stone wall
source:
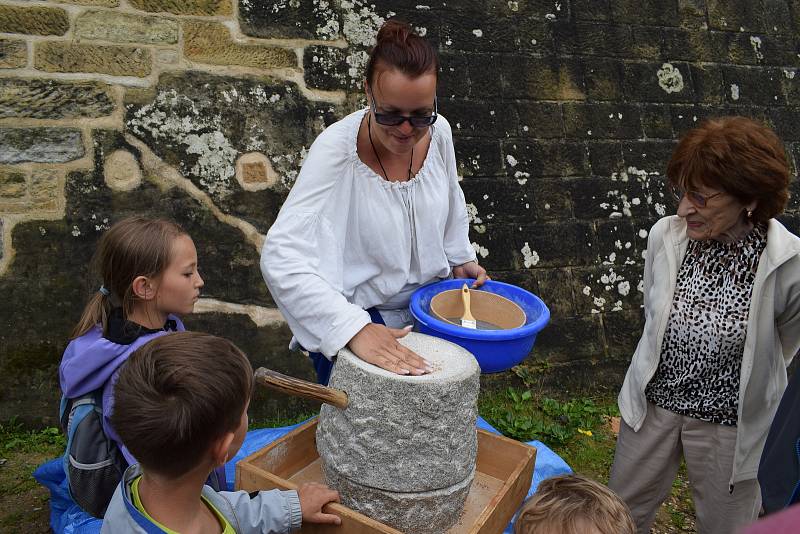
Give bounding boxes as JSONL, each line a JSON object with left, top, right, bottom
{"left": 1, "top": 0, "right": 799, "bottom": 424}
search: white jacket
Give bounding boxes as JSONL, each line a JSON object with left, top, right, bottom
{"left": 618, "top": 215, "right": 800, "bottom": 485}
{"left": 261, "top": 109, "right": 475, "bottom": 358}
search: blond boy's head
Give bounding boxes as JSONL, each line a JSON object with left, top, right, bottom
{"left": 514, "top": 474, "right": 635, "bottom": 534}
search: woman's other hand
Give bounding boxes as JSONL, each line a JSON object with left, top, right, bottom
{"left": 453, "top": 260, "right": 489, "bottom": 288}
{"left": 347, "top": 323, "right": 432, "bottom": 375}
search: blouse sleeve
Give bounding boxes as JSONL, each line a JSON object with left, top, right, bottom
{"left": 437, "top": 116, "right": 478, "bottom": 267}
{"left": 260, "top": 126, "right": 371, "bottom": 358}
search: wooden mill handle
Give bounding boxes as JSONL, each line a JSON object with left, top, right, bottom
{"left": 254, "top": 368, "right": 349, "bottom": 410}
{"left": 461, "top": 284, "right": 476, "bottom": 322}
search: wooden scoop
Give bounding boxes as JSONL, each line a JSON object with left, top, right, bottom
{"left": 255, "top": 367, "right": 349, "bottom": 409}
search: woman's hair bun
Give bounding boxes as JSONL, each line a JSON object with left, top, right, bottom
{"left": 366, "top": 18, "right": 438, "bottom": 85}
{"left": 375, "top": 19, "right": 414, "bottom": 45}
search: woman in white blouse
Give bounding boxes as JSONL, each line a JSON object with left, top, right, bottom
{"left": 261, "top": 20, "right": 486, "bottom": 383}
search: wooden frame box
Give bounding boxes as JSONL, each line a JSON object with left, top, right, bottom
{"left": 236, "top": 419, "right": 536, "bottom": 533}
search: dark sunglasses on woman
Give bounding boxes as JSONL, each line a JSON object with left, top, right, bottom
{"left": 369, "top": 91, "right": 438, "bottom": 128}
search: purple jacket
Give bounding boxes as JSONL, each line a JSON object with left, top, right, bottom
{"left": 59, "top": 316, "right": 184, "bottom": 465}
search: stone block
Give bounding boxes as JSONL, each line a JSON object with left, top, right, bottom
{"left": 624, "top": 62, "right": 694, "bottom": 103}
{"left": 532, "top": 177, "right": 574, "bottom": 220}
{"left": 620, "top": 140, "right": 676, "bottom": 175}
{"left": 323, "top": 463, "right": 473, "bottom": 534}
{"left": 502, "top": 56, "right": 585, "bottom": 101}
{"left": 563, "top": 103, "right": 642, "bottom": 139}
{"left": 707, "top": 0, "right": 791, "bottom": 33}
{"left": 560, "top": 21, "right": 633, "bottom": 58}
{"left": 515, "top": 102, "right": 564, "bottom": 138}
{"left": 183, "top": 21, "right": 296, "bottom": 71}
{"left": 573, "top": 260, "right": 644, "bottom": 316}
{"left": 0, "top": 5, "right": 69, "bottom": 36}
{"left": 464, "top": 53, "right": 503, "bottom": 99}
{"left": 317, "top": 333, "right": 479, "bottom": 492}
{"left": 582, "top": 58, "right": 625, "bottom": 102}
{"left": 604, "top": 308, "right": 645, "bottom": 354}
{"left": 239, "top": 0, "right": 340, "bottom": 40}
{"left": 503, "top": 140, "right": 589, "bottom": 178}
{"left": 0, "top": 79, "right": 114, "bottom": 119}
{"left": 690, "top": 64, "right": 725, "bottom": 104}
{"left": 127, "top": 0, "right": 231, "bottom": 16}
{"left": 514, "top": 220, "right": 595, "bottom": 268}
{"left": 670, "top": 105, "right": 718, "bottom": 136}
{"left": 0, "top": 128, "right": 84, "bottom": 164}
{"left": 104, "top": 149, "right": 142, "bottom": 192}
{"left": 30, "top": 169, "right": 61, "bottom": 210}
{"left": 55, "top": 0, "right": 119, "bottom": 5}
{"left": 533, "top": 314, "right": 606, "bottom": 362}
{"left": 609, "top": 0, "right": 680, "bottom": 26}
{"left": 460, "top": 178, "right": 536, "bottom": 223}
{"left": 661, "top": 29, "right": 726, "bottom": 63}
{"left": 586, "top": 141, "right": 624, "bottom": 176}
{"left": 303, "top": 46, "right": 354, "bottom": 92}
{"left": 572, "top": 0, "right": 612, "bottom": 21}
{"left": 640, "top": 104, "right": 673, "bottom": 139}
{"left": 35, "top": 42, "right": 151, "bottom": 77}
{"left": 534, "top": 267, "right": 577, "bottom": 318}
{"left": 439, "top": 99, "right": 518, "bottom": 139}
{"left": 677, "top": 0, "right": 707, "bottom": 28}
{"left": 722, "top": 66, "right": 785, "bottom": 105}
{"left": 438, "top": 52, "right": 471, "bottom": 99}
{"left": 0, "top": 167, "right": 26, "bottom": 198}
{"left": 0, "top": 39, "right": 26, "bottom": 69}
{"left": 75, "top": 10, "right": 179, "bottom": 45}
{"left": 453, "top": 137, "right": 503, "bottom": 177}
{"left": 769, "top": 107, "right": 800, "bottom": 142}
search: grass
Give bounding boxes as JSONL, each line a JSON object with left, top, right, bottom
{"left": 0, "top": 393, "right": 697, "bottom": 533}
{"left": 0, "top": 419, "right": 66, "bottom": 533}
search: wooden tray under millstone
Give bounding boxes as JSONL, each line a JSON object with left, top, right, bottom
{"left": 236, "top": 418, "right": 536, "bottom": 534}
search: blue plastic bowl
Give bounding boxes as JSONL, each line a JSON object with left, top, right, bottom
{"left": 409, "top": 279, "right": 550, "bottom": 373}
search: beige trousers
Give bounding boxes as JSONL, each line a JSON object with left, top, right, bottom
{"left": 608, "top": 403, "right": 761, "bottom": 534}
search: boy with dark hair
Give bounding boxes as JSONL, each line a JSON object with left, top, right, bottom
{"left": 102, "top": 331, "right": 341, "bottom": 533}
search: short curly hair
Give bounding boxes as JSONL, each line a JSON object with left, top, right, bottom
{"left": 667, "top": 116, "right": 791, "bottom": 223}
{"left": 514, "top": 474, "right": 635, "bottom": 534}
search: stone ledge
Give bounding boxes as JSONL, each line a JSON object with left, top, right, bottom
{"left": 75, "top": 10, "right": 179, "bottom": 45}
{"left": 128, "top": 0, "right": 231, "bottom": 16}
{"left": 0, "top": 5, "right": 69, "bottom": 36}
{"left": 35, "top": 42, "right": 152, "bottom": 78}
{"left": 183, "top": 21, "right": 296, "bottom": 70}
{"left": 0, "top": 78, "right": 115, "bottom": 119}
{"left": 0, "top": 39, "right": 26, "bottom": 69}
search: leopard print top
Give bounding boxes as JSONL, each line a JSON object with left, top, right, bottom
{"left": 645, "top": 223, "right": 767, "bottom": 426}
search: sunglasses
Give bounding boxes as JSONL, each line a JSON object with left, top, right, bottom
{"left": 669, "top": 185, "right": 723, "bottom": 208}
{"left": 369, "top": 92, "right": 438, "bottom": 128}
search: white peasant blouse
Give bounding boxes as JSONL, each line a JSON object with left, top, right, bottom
{"left": 260, "top": 109, "right": 476, "bottom": 358}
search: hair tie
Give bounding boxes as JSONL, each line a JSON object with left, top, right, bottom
{"left": 98, "top": 286, "right": 110, "bottom": 296}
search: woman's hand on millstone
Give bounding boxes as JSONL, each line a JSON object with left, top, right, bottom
{"left": 298, "top": 482, "right": 342, "bottom": 525}
{"left": 453, "top": 260, "right": 489, "bottom": 288}
{"left": 347, "top": 323, "right": 433, "bottom": 375}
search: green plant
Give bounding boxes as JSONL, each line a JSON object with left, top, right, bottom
{"left": 479, "top": 388, "right": 616, "bottom": 447}
{"left": 0, "top": 419, "right": 65, "bottom": 453}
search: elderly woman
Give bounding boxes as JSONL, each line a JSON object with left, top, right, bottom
{"left": 609, "top": 116, "right": 800, "bottom": 534}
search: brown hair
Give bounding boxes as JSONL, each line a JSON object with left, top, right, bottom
{"left": 514, "top": 475, "right": 636, "bottom": 534}
{"left": 71, "top": 217, "right": 188, "bottom": 339}
{"left": 111, "top": 332, "right": 254, "bottom": 478}
{"left": 667, "top": 116, "right": 790, "bottom": 223}
{"left": 365, "top": 19, "right": 438, "bottom": 86}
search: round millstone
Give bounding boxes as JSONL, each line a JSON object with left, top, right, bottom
{"left": 316, "top": 332, "right": 480, "bottom": 493}
{"left": 323, "top": 462, "right": 474, "bottom": 534}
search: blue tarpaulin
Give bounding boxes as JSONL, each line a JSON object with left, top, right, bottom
{"left": 35, "top": 416, "right": 571, "bottom": 533}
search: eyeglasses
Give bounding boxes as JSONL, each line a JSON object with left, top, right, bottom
{"left": 669, "top": 185, "right": 724, "bottom": 208}
{"left": 368, "top": 91, "right": 438, "bottom": 128}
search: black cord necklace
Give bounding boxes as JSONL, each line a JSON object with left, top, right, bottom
{"left": 368, "top": 114, "right": 414, "bottom": 182}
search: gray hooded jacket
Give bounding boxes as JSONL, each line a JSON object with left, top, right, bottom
{"left": 101, "top": 464, "right": 302, "bottom": 533}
